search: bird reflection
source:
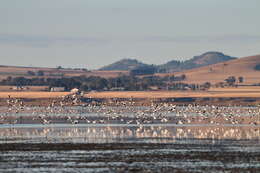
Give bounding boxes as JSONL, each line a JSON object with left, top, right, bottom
{"left": 0, "top": 126, "right": 259, "bottom": 143}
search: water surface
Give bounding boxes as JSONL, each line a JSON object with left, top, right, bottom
{"left": 0, "top": 106, "right": 260, "bottom": 172}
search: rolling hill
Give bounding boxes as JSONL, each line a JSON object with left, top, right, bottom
{"left": 99, "top": 59, "right": 148, "bottom": 71}
{"left": 161, "top": 54, "right": 260, "bottom": 85}
{"left": 99, "top": 52, "right": 236, "bottom": 72}
{"left": 157, "top": 52, "right": 236, "bottom": 72}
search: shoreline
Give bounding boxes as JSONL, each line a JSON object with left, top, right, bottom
{"left": 1, "top": 97, "right": 260, "bottom": 106}
{"left": 0, "top": 91, "right": 260, "bottom": 106}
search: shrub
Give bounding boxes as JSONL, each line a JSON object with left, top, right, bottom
{"left": 27, "top": 71, "right": 35, "bottom": 76}
{"left": 255, "top": 64, "right": 260, "bottom": 71}
{"left": 238, "top": 76, "right": 244, "bottom": 83}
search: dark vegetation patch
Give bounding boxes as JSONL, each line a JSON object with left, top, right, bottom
{"left": 255, "top": 64, "right": 260, "bottom": 71}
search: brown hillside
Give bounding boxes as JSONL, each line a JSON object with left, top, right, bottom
{"left": 0, "top": 65, "right": 127, "bottom": 80}
{"left": 158, "top": 54, "right": 260, "bottom": 85}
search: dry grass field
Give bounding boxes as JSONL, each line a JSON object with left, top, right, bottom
{"left": 0, "top": 86, "right": 49, "bottom": 91}
{"left": 0, "top": 90, "right": 260, "bottom": 99}
{"left": 85, "top": 90, "right": 260, "bottom": 99}
{"left": 208, "top": 86, "right": 260, "bottom": 92}
{"left": 157, "top": 54, "right": 260, "bottom": 85}
{"left": 0, "top": 92, "right": 69, "bottom": 98}
{"left": 0, "top": 65, "right": 128, "bottom": 80}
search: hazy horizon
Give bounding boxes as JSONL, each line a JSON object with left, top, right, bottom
{"left": 1, "top": 0, "right": 260, "bottom": 69}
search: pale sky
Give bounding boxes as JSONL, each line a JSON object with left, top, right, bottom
{"left": 1, "top": 0, "right": 260, "bottom": 69}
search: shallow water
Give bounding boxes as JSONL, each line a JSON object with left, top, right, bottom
{"left": 1, "top": 145, "right": 260, "bottom": 173}
{"left": 0, "top": 106, "right": 260, "bottom": 172}
{"left": 0, "top": 124, "right": 260, "bottom": 143}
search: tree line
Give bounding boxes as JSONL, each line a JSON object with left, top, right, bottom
{"left": 0, "top": 74, "right": 246, "bottom": 91}
{"left": 0, "top": 75, "right": 188, "bottom": 91}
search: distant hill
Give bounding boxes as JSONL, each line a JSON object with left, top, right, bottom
{"left": 99, "top": 52, "right": 236, "bottom": 72}
{"left": 158, "top": 54, "right": 260, "bottom": 85}
{"left": 99, "top": 59, "right": 148, "bottom": 71}
{"left": 157, "top": 52, "right": 236, "bottom": 72}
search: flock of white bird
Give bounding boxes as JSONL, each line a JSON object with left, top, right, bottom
{"left": 1, "top": 96, "right": 260, "bottom": 126}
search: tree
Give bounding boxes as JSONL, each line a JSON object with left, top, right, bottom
{"left": 225, "top": 76, "right": 236, "bottom": 86}
{"left": 180, "top": 74, "right": 186, "bottom": 80}
{"left": 203, "top": 82, "right": 211, "bottom": 89}
{"left": 169, "top": 75, "right": 175, "bottom": 81}
{"left": 27, "top": 71, "right": 35, "bottom": 76}
{"left": 37, "top": 70, "right": 44, "bottom": 76}
{"left": 6, "top": 76, "right": 12, "bottom": 82}
{"left": 130, "top": 65, "right": 157, "bottom": 76}
{"left": 255, "top": 64, "right": 260, "bottom": 71}
{"left": 215, "top": 82, "right": 225, "bottom": 88}
{"left": 57, "top": 66, "right": 63, "bottom": 70}
{"left": 238, "top": 76, "right": 244, "bottom": 83}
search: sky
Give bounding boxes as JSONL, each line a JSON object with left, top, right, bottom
{"left": 1, "top": 0, "right": 260, "bottom": 69}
